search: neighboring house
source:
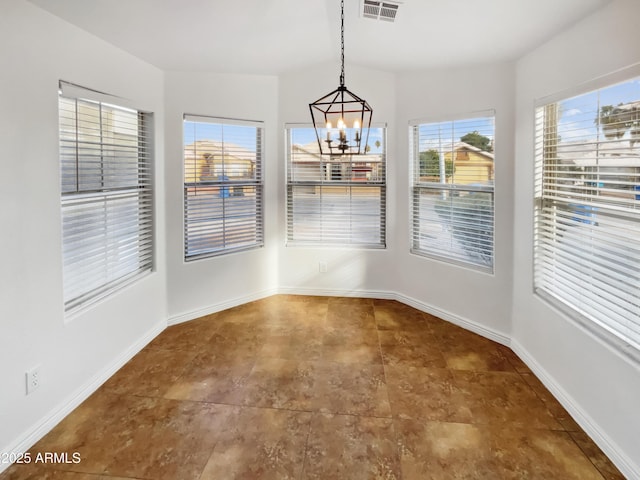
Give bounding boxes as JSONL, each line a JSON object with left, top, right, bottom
{"left": 445, "top": 142, "right": 494, "bottom": 185}
{"left": 290, "top": 142, "right": 325, "bottom": 182}
{"left": 184, "top": 140, "right": 257, "bottom": 183}
{"left": 557, "top": 140, "right": 640, "bottom": 202}
{"left": 291, "top": 141, "right": 384, "bottom": 183}
{"left": 420, "top": 142, "right": 494, "bottom": 185}
{"left": 184, "top": 140, "right": 258, "bottom": 197}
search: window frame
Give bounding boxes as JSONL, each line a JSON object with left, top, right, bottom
{"left": 183, "top": 114, "right": 264, "bottom": 261}
{"left": 409, "top": 110, "right": 496, "bottom": 273}
{"left": 59, "top": 81, "right": 154, "bottom": 315}
{"left": 285, "top": 123, "right": 387, "bottom": 248}
{"left": 533, "top": 70, "right": 640, "bottom": 360}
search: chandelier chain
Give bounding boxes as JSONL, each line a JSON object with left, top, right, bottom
{"left": 340, "top": 0, "right": 345, "bottom": 86}
{"left": 309, "top": 0, "right": 372, "bottom": 155}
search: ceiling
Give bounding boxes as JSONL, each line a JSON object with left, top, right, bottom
{"left": 27, "top": 0, "right": 611, "bottom": 75}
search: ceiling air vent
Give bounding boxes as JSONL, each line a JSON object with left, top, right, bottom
{"left": 362, "top": 0, "right": 401, "bottom": 22}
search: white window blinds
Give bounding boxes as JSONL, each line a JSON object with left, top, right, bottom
{"left": 410, "top": 113, "right": 495, "bottom": 271}
{"left": 59, "top": 82, "right": 153, "bottom": 313}
{"left": 534, "top": 77, "right": 640, "bottom": 353}
{"left": 286, "top": 125, "right": 386, "bottom": 247}
{"left": 183, "top": 115, "right": 264, "bottom": 260}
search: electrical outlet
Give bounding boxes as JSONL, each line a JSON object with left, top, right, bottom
{"left": 319, "top": 261, "right": 328, "bottom": 273}
{"left": 26, "top": 365, "right": 41, "bottom": 395}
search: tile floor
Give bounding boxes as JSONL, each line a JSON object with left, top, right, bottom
{"left": 1, "top": 296, "right": 625, "bottom": 479}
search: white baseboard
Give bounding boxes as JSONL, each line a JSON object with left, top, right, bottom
{"left": 169, "top": 287, "right": 510, "bottom": 348}
{"left": 0, "top": 319, "right": 165, "bottom": 475}
{"left": 510, "top": 339, "right": 640, "bottom": 480}
{"left": 277, "top": 286, "right": 396, "bottom": 300}
{"left": 393, "top": 291, "right": 511, "bottom": 346}
{"left": 277, "top": 287, "right": 511, "bottom": 345}
{"left": 167, "top": 288, "right": 279, "bottom": 326}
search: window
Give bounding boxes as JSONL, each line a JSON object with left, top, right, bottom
{"left": 410, "top": 113, "right": 495, "bottom": 271}
{"left": 286, "top": 125, "right": 386, "bottom": 247}
{"left": 183, "top": 115, "right": 263, "bottom": 260}
{"left": 59, "top": 82, "right": 153, "bottom": 313}
{"left": 534, "top": 76, "right": 640, "bottom": 353}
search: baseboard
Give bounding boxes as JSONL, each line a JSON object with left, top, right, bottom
{"left": 168, "top": 287, "right": 391, "bottom": 326}
{"left": 167, "top": 288, "right": 279, "bottom": 326}
{"left": 393, "top": 291, "right": 511, "bottom": 346}
{"left": 277, "top": 286, "right": 396, "bottom": 300}
{"left": 510, "top": 339, "right": 640, "bottom": 480}
{"left": 168, "top": 287, "right": 508, "bottom": 350}
{"left": 0, "top": 319, "right": 165, "bottom": 475}
{"left": 276, "top": 287, "right": 510, "bottom": 345}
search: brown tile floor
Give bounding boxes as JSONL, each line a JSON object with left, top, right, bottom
{"left": 1, "top": 296, "right": 625, "bottom": 480}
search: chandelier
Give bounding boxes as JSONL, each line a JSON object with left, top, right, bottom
{"left": 309, "top": 0, "right": 373, "bottom": 155}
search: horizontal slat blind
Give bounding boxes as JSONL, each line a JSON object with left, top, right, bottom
{"left": 534, "top": 78, "right": 640, "bottom": 352}
{"left": 286, "top": 126, "right": 386, "bottom": 247}
{"left": 410, "top": 114, "right": 495, "bottom": 271}
{"left": 288, "top": 185, "right": 384, "bottom": 245}
{"left": 184, "top": 116, "right": 263, "bottom": 260}
{"left": 59, "top": 83, "right": 153, "bottom": 312}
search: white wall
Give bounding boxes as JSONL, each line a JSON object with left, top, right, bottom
{"left": 0, "top": 0, "right": 166, "bottom": 462}
{"left": 513, "top": 0, "right": 640, "bottom": 476}
{"left": 277, "top": 63, "right": 399, "bottom": 296}
{"left": 394, "top": 63, "right": 516, "bottom": 341}
{"left": 164, "top": 72, "right": 279, "bottom": 322}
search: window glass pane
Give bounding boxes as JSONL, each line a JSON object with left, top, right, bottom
{"left": 59, "top": 83, "right": 153, "bottom": 313}
{"left": 288, "top": 185, "right": 383, "bottom": 245}
{"left": 413, "top": 188, "right": 494, "bottom": 268}
{"left": 411, "top": 114, "right": 495, "bottom": 271}
{"left": 286, "top": 125, "right": 386, "bottom": 247}
{"left": 534, "top": 77, "right": 640, "bottom": 352}
{"left": 183, "top": 116, "right": 263, "bottom": 260}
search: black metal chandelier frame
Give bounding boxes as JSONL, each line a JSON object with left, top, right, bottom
{"left": 309, "top": 0, "right": 372, "bottom": 155}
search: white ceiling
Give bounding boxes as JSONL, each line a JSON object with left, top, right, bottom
{"left": 27, "top": 0, "right": 611, "bottom": 75}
